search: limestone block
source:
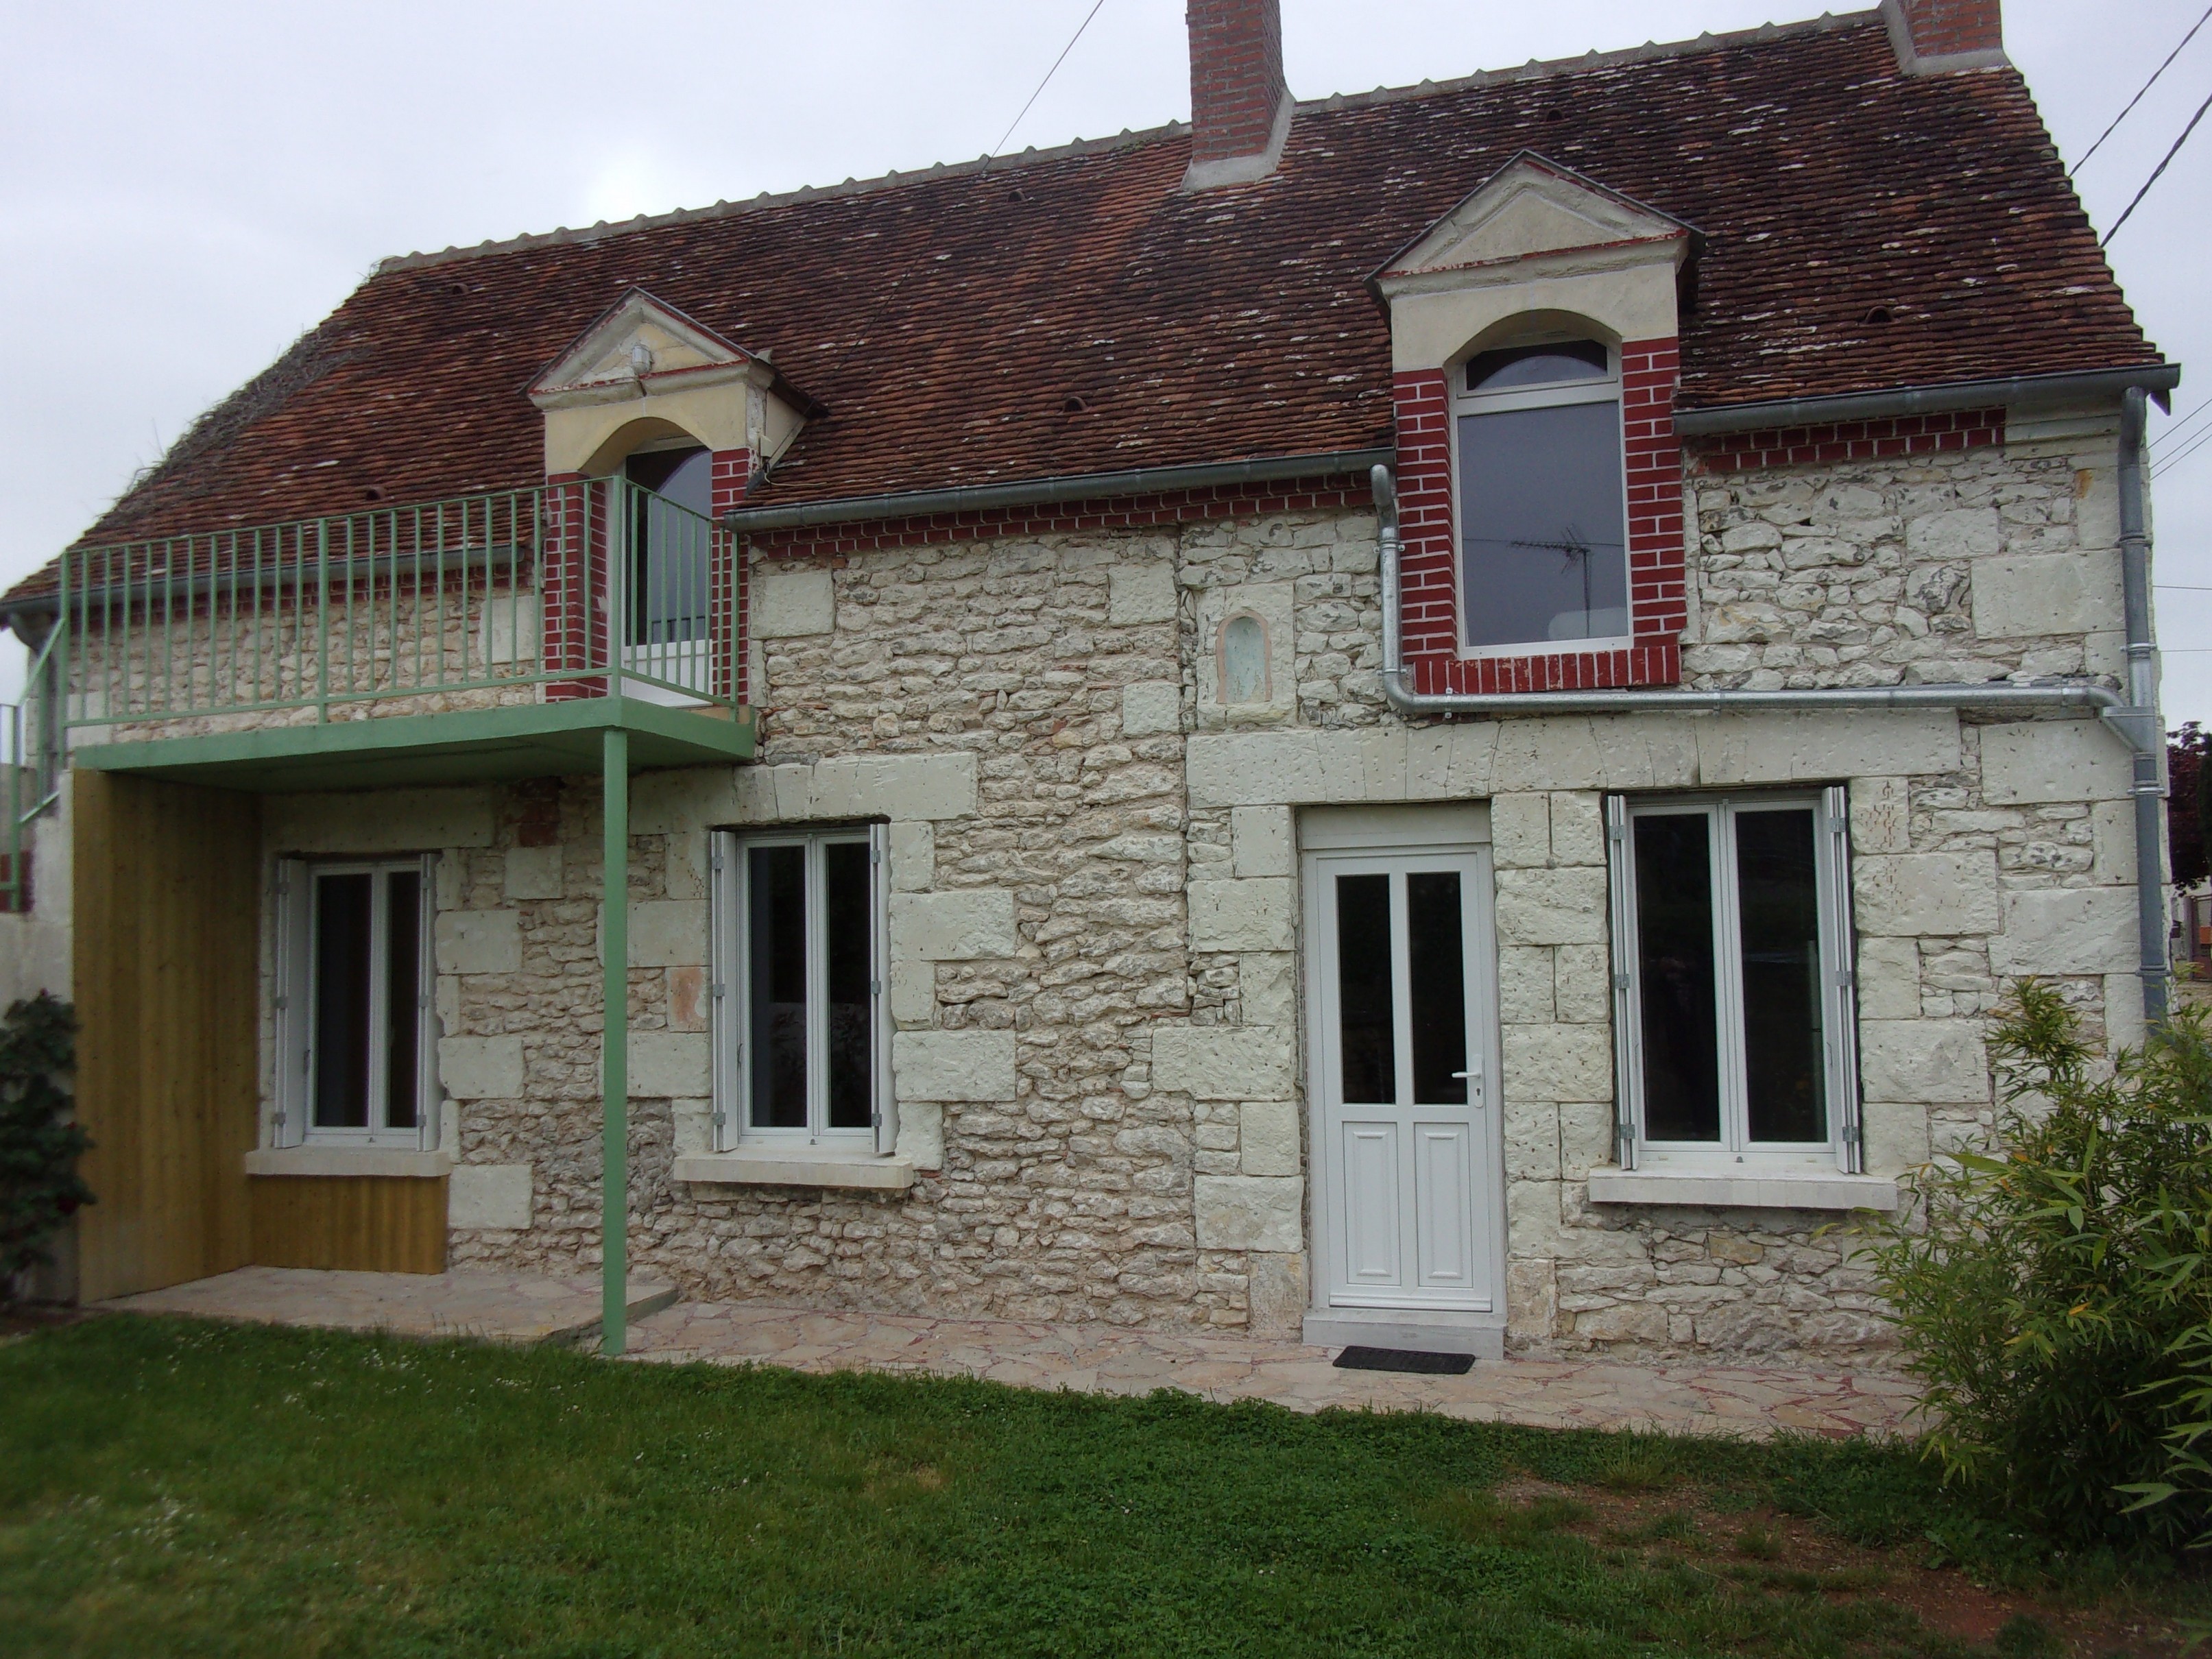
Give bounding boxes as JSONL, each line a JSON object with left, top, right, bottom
{"left": 2093, "top": 800, "right": 2137, "bottom": 886}
{"left": 1980, "top": 720, "right": 2130, "bottom": 806}
{"left": 1494, "top": 867, "right": 1608, "bottom": 946}
{"left": 631, "top": 1032, "right": 710, "bottom": 1098}
{"left": 1240, "top": 1101, "right": 1301, "bottom": 1176}
{"left": 1548, "top": 793, "right": 1605, "bottom": 867}
{"left": 628, "top": 899, "right": 707, "bottom": 968}
{"left": 435, "top": 908, "right": 521, "bottom": 974}
{"left": 1556, "top": 1099, "right": 1616, "bottom": 1172}
{"left": 1247, "top": 1252, "right": 1308, "bottom": 1337}
{"left": 1194, "top": 1175, "right": 1303, "bottom": 1251}
{"left": 1491, "top": 794, "right": 1550, "bottom": 869}
{"left": 1574, "top": 1303, "right": 1670, "bottom": 1344}
{"left": 270, "top": 787, "right": 495, "bottom": 851}
{"left": 1861, "top": 1101, "right": 1931, "bottom": 1178}
{"left": 1904, "top": 506, "right": 1999, "bottom": 558}
{"left": 1990, "top": 886, "right": 2137, "bottom": 976}
{"left": 895, "top": 1100, "right": 945, "bottom": 1170}
{"left": 1507, "top": 1257, "right": 1559, "bottom": 1336}
{"left": 1109, "top": 561, "right": 1178, "bottom": 625}
{"left": 1121, "top": 681, "right": 1183, "bottom": 738}
{"left": 1553, "top": 944, "right": 1612, "bottom": 1024}
{"left": 1694, "top": 712, "right": 1959, "bottom": 786}
{"left": 890, "top": 890, "right": 1017, "bottom": 960}
{"left": 893, "top": 1030, "right": 1018, "bottom": 1101}
{"left": 1497, "top": 947, "right": 1554, "bottom": 1025}
{"left": 1197, "top": 581, "right": 1296, "bottom": 723}
{"left": 1860, "top": 1019, "right": 1989, "bottom": 1105}
{"left": 1189, "top": 878, "right": 1295, "bottom": 952}
{"left": 631, "top": 767, "right": 741, "bottom": 836}
{"left": 1506, "top": 1178, "right": 1567, "bottom": 1258}
{"left": 1231, "top": 806, "right": 1293, "bottom": 879}
{"left": 1849, "top": 777, "right": 1911, "bottom": 855}
{"left": 1853, "top": 851, "right": 1999, "bottom": 938}
{"left": 1973, "top": 550, "right": 2121, "bottom": 640}
{"left": 668, "top": 965, "right": 710, "bottom": 1032}
{"left": 504, "top": 845, "right": 563, "bottom": 901}
{"left": 449, "top": 1163, "right": 533, "bottom": 1231}
{"left": 2107, "top": 974, "right": 2148, "bottom": 1053}
{"left": 807, "top": 752, "right": 978, "bottom": 822}
{"left": 664, "top": 829, "right": 708, "bottom": 901}
{"left": 889, "top": 821, "right": 935, "bottom": 893}
{"left": 754, "top": 568, "right": 835, "bottom": 638}
{"left": 1153, "top": 1026, "right": 1295, "bottom": 1100}
{"left": 1856, "top": 937, "right": 1921, "bottom": 1021}
{"left": 889, "top": 959, "right": 935, "bottom": 1024}
{"left": 1502, "top": 1024, "right": 1613, "bottom": 1104}
{"left": 439, "top": 1035, "right": 523, "bottom": 1100}
{"left": 1504, "top": 1098, "right": 1561, "bottom": 1181}
{"left": 1240, "top": 953, "right": 1298, "bottom": 1027}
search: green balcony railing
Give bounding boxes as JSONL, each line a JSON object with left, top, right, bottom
{"left": 28, "top": 477, "right": 738, "bottom": 740}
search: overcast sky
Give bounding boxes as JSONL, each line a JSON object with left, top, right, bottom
{"left": 2, "top": 0, "right": 2207, "bottom": 724}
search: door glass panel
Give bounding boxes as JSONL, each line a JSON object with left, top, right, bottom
{"left": 747, "top": 845, "right": 808, "bottom": 1129}
{"left": 1633, "top": 814, "right": 1721, "bottom": 1141}
{"left": 1456, "top": 400, "right": 1629, "bottom": 647}
{"left": 1335, "top": 873, "right": 1396, "bottom": 1104}
{"left": 384, "top": 870, "right": 422, "bottom": 1130}
{"left": 313, "top": 873, "right": 373, "bottom": 1129}
{"left": 625, "top": 448, "right": 712, "bottom": 646}
{"left": 824, "top": 841, "right": 874, "bottom": 1130}
{"left": 1407, "top": 871, "right": 1468, "bottom": 1104}
{"left": 1735, "top": 808, "right": 1827, "bottom": 1142}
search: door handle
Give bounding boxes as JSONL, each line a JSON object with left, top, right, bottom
{"left": 1451, "top": 1071, "right": 1482, "bottom": 1080}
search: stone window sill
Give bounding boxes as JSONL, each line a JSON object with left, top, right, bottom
{"left": 1584, "top": 1167, "right": 1899, "bottom": 1213}
{"left": 673, "top": 1149, "right": 917, "bottom": 1191}
{"left": 244, "top": 1147, "right": 455, "bottom": 1180}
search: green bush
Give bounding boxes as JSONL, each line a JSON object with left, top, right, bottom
{"left": 0, "top": 993, "right": 89, "bottom": 1293}
{"left": 1860, "top": 980, "right": 2212, "bottom": 1550}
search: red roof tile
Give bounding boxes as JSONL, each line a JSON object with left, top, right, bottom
{"left": 4, "top": 10, "right": 2162, "bottom": 603}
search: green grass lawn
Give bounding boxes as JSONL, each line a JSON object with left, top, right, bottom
{"left": 0, "top": 1315, "right": 2189, "bottom": 1657}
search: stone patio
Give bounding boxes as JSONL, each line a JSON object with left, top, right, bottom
{"left": 97, "top": 1268, "right": 1919, "bottom": 1440}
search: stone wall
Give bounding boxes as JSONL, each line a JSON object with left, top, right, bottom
{"left": 230, "top": 409, "right": 2145, "bottom": 1365}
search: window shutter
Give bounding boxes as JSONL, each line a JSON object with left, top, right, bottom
{"left": 1603, "top": 795, "right": 1639, "bottom": 1172}
{"left": 871, "top": 821, "right": 900, "bottom": 1159}
{"left": 417, "top": 853, "right": 440, "bottom": 1154}
{"left": 708, "top": 829, "right": 738, "bottom": 1153}
{"left": 274, "top": 858, "right": 311, "bottom": 1148}
{"left": 1819, "top": 786, "right": 1864, "bottom": 1174}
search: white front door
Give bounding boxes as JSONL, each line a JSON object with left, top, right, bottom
{"left": 1306, "top": 843, "right": 1502, "bottom": 1314}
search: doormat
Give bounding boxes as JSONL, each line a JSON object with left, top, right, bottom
{"left": 1332, "top": 1346, "right": 1474, "bottom": 1375}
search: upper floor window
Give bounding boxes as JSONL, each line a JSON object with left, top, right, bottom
{"left": 1453, "top": 338, "right": 1628, "bottom": 652}
{"left": 623, "top": 444, "right": 712, "bottom": 648}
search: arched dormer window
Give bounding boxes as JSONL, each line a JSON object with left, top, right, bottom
{"left": 1452, "top": 337, "right": 1630, "bottom": 651}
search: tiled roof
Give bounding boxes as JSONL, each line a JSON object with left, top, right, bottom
{"left": 8, "top": 8, "right": 2162, "bottom": 598}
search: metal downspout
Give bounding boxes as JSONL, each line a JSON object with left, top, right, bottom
{"left": 1369, "top": 458, "right": 2170, "bottom": 1017}
{"left": 2119, "top": 389, "right": 2171, "bottom": 1022}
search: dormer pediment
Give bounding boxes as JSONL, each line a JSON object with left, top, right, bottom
{"left": 529, "top": 288, "right": 818, "bottom": 477}
{"left": 1373, "top": 154, "right": 1700, "bottom": 298}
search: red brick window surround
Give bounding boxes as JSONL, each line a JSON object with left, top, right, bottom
{"left": 1392, "top": 335, "right": 1685, "bottom": 695}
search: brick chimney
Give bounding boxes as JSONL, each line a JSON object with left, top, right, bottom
{"left": 1183, "top": 0, "right": 1293, "bottom": 190}
{"left": 1884, "top": 0, "right": 2006, "bottom": 74}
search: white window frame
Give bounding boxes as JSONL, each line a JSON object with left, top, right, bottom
{"left": 710, "top": 824, "right": 895, "bottom": 1155}
{"left": 273, "top": 854, "right": 438, "bottom": 1151}
{"left": 1448, "top": 338, "right": 1634, "bottom": 662}
{"left": 1605, "top": 788, "right": 1861, "bottom": 1174}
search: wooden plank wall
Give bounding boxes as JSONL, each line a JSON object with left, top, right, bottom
{"left": 248, "top": 1177, "right": 448, "bottom": 1274}
{"left": 72, "top": 771, "right": 263, "bottom": 1302}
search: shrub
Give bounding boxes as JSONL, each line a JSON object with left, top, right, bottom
{"left": 1859, "top": 980, "right": 2212, "bottom": 1549}
{"left": 0, "top": 993, "right": 89, "bottom": 1294}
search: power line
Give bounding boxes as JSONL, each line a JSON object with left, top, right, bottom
{"left": 2154, "top": 418, "right": 2212, "bottom": 478}
{"left": 987, "top": 0, "right": 1110, "bottom": 167}
{"left": 2154, "top": 395, "right": 2212, "bottom": 448}
{"left": 2073, "top": 2, "right": 2212, "bottom": 174}
{"left": 2103, "top": 82, "right": 2212, "bottom": 245}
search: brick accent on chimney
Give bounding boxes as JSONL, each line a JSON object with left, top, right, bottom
{"left": 1183, "top": 0, "right": 1293, "bottom": 191}
{"left": 1884, "top": 0, "right": 2006, "bottom": 74}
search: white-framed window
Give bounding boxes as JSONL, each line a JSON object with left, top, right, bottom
{"left": 1604, "top": 789, "right": 1862, "bottom": 1173}
{"left": 274, "top": 856, "right": 437, "bottom": 1149}
{"left": 710, "top": 824, "right": 893, "bottom": 1154}
{"left": 1451, "top": 337, "right": 1631, "bottom": 655}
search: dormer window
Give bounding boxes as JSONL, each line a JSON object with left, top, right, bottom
{"left": 1452, "top": 336, "right": 1628, "bottom": 652}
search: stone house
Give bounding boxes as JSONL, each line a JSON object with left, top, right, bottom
{"left": 0, "top": 0, "right": 2178, "bottom": 1370}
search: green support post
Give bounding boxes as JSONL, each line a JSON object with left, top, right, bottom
{"left": 601, "top": 720, "right": 630, "bottom": 1356}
